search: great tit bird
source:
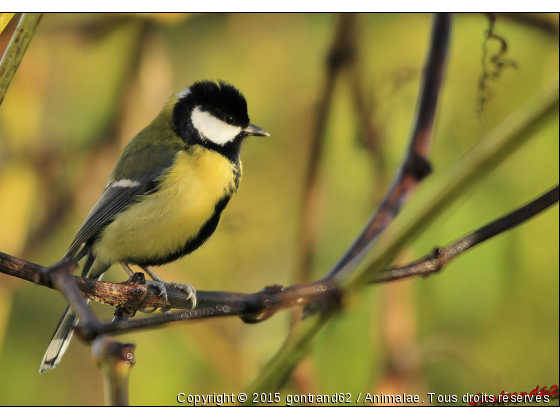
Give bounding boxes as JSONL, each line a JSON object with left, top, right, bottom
{"left": 39, "top": 80, "right": 269, "bottom": 373}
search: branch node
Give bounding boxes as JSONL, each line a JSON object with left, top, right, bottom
{"left": 240, "top": 284, "right": 285, "bottom": 324}
{"left": 113, "top": 272, "right": 153, "bottom": 317}
{"left": 302, "top": 286, "right": 344, "bottom": 320}
{"left": 75, "top": 321, "right": 101, "bottom": 342}
{"left": 39, "top": 257, "right": 77, "bottom": 288}
{"left": 405, "top": 152, "right": 433, "bottom": 181}
{"left": 421, "top": 247, "right": 444, "bottom": 277}
{"left": 326, "top": 14, "right": 358, "bottom": 72}
{"left": 327, "top": 45, "right": 356, "bottom": 72}
{"left": 93, "top": 336, "right": 136, "bottom": 366}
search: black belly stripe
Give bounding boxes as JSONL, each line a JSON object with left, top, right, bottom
{"left": 128, "top": 194, "right": 232, "bottom": 267}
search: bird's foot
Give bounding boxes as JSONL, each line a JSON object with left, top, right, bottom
{"left": 138, "top": 280, "right": 164, "bottom": 313}
{"left": 139, "top": 280, "right": 197, "bottom": 313}
{"left": 136, "top": 266, "right": 197, "bottom": 312}
{"left": 146, "top": 280, "right": 197, "bottom": 312}
{"left": 160, "top": 282, "right": 197, "bottom": 310}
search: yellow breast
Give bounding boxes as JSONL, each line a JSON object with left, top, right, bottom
{"left": 94, "top": 146, "right": 240, "bottom": 265}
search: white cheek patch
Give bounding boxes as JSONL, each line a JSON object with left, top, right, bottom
{"left": 111, "top": 179, "right": 142, "bottom": 188}
{"left": 191, "top": 107, "right": 242, "bottom": 145}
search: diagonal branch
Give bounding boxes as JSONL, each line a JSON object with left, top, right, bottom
{"left": 373, "top": 185, "right": 559, "bottom": 284}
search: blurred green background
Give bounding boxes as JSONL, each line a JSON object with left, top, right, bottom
{"left": 0, "top": 13, "right": 557, "bottom": 406}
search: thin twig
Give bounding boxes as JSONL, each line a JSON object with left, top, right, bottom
{"left": 89, "top": 180, "right": 560, "bottom": 335}
{"left": 373, "top": 186, "right": 559, "bottom": 283}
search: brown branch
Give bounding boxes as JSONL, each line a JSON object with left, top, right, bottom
{"left": 86, "top": 184, "right": 560, "bottom": 335}
{"left": 325, "top": 13, "right": 452, "bottom": 278}
{"left": 3, "top": 184, "right": 556, "bottom": 338}
{"left": 1, "top": 252, "right": 339, "bottom": 329}
{"left": 40, "top": 259, "right": 101, "bottom": 338}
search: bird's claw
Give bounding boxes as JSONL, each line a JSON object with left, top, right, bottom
{"left": 140, "top": 280, "right": 197, "bottom": 312}
{"left": 165, "top": 282, "right": 197, "bottom": 309}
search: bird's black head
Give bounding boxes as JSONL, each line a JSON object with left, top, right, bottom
{"left": 172, "top": 80, "right": 268, "bottom": 162}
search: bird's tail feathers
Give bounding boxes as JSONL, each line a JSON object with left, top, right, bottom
{"left": 39, "top": 306, "right": 79, "bottom": 373}
{"left": 39, "top": 266, "right": 101, "bottom": 373}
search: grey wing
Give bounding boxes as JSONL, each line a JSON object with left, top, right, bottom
{"left": 65, "top": 172, "right": 164, "bottom": 259}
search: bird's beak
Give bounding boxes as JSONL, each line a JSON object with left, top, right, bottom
{"left": 244, "top": 124, "right": 270, "bottom": 137}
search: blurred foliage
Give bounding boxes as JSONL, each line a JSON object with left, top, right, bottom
{"left": 0, "top": 13, "right": 557, "bottom": 406}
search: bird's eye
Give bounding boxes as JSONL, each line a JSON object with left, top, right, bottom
{"left": 226, "top": 115, "right": 234, "bottom": 124}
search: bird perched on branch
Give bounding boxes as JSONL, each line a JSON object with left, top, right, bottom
{"left": 40, "top": 80, "right": 269, "bottom": 372}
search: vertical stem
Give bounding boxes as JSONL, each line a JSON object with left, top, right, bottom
{"left": 93, "top": 336, "right": 136, "bottom": 406}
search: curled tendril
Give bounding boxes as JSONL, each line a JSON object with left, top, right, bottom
{"left": 477, "top": 13, "right": 518, "bottom": 123}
